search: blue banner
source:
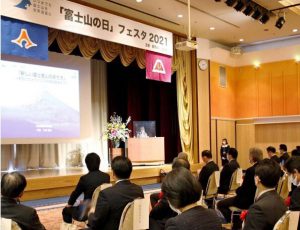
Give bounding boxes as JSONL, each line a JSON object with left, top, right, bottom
{"left": 1, "top": 16, "right": 48, "bottom": 60}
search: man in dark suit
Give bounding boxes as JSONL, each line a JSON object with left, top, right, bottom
{"left": 279, "top": 144, "right": 290, "bottom": 165}
{"left": 218, "top": 148, "right": 240, "bottom": 194}
{"left": 243, "top": 159, "right": 287, "bottom": 229}
{"left": 62, "top": 152, "right": 110, "bottom": 223}
{"left": 1, "top": 172, "right": 45, "bottom": 230}
{"left": 266, "top": 146, "right": 280, "bottom": 164}
{"left": 217, "top": 147, "right": 263, "bottom": 223}
{"left": 198, "top": 150, "right": 219, "bottom": 194}
{"left": 87, "top": 156, "right": 144, "bottom": 230}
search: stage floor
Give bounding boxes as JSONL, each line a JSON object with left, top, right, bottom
{"left": 13, "top": 163, "right": 202, "bottom": 201}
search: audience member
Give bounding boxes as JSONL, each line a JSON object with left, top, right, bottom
{"left": 220, "top": 138, "right": 230, "bottom": 166}
{"left": 279, "top": 144, "right": 290, "bottom": 165}
{"left": 198, "top": 150, "right": 219, "bottom": 194}
{"left": 149, "top": 158, "right": 191, "bottom": 230}
{"left": 243, "top": 159, "right": 287, "bottom": 229}
{"left": 291, "top": 148, "right": 300, "bottom": 157}
{"left": 217, "top": 147, "right": 263, "bottom": 222}
{"left": 87, "top": 156, "right": 143, "bottom": 230}
{"left": 62, "top": 153, "right": 110, "bottom": 223}
{"left": 162, "top": 167, "right": 222, "bottom": 230}
{"left": 1, "top": 172, "right": 45, "bottom": 230}
{"left": 266, "top": 146, "right": 280, "bottom": 164}
{"left": 177, "top": 152, "right": 188, "bottom": 161}
{"left": 218, "top": 148, "right": 240, "bottom": 194}
{"left": 284, "top": 157, "right": 300, "bottom": 211}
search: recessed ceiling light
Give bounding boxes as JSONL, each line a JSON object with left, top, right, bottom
{"left": 136, "top": 0, "right": 143, "bottom": 2}
{"left": 177, "top": 14, "right": 183, "bottom": 18}
{"left": 293, "top": 29, "right": 298, "bottom": 33}
{"left": 239, "top": 38, "right": 244, "bottom": 42}
{"left": 209, "top": 27, "right": 215, "bottom": 31}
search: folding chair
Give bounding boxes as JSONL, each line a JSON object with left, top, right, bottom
{"left": 1, "top": 218, "right": 21, "bottom": 230}
{"left": 274, "top": 211, "right": 300, "bottom": 230}
{"left": 276, "top": 173, "right": 290, "bottom": 200}
{"left": 88, "top": 183, "right": 112, "bottom": 214}
{"left": 203, "top": 171, "right": 220, "bottom": 208}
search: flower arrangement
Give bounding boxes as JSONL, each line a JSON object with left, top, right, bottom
{"left": 103, "top": 113, "right": 131, "bottom": 148}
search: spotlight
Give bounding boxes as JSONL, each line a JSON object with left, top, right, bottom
{"left": 243, "top": 4, "right": 254, "bottom": 16}
{"left": 252, "top": 9, "right": 261, "bottom": 20}
{"left": 234, "top": 1, "right": 245, "bottom": 11}
{"left": 225, "top": 0, "right": 237, "bottom": 7}
{"left": 275, "top": 16, "right": 285, "bottom": 29}
{"left": 259, "top": 13, "right": 270, "bottom": 24}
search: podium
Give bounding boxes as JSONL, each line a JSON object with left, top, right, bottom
{"left": 127, "top": 137, "right": 165, "bottom": 164}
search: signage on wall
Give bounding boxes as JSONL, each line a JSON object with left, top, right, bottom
{"left": 1, "top": 0, "right": 173, "bottom": 56}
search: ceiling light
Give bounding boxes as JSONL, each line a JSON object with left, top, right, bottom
{"left": 293, "top": 29, "right": 298, "bottom": 33}
{"left": 239, "top": 38, "right": 244, "bottom": 42}
{"left": 252, "top": 9, "right": 262, "bottom": 20}
{"left": 254, "top": 61, "right": 260, "bottom": 69}
{"left": 209, "top": 27, "right": 215, "bottom": 30}
{"left": 260, "top": 14, "right": 270, "bottom": 24}
{"left": 295, "top": 55, "right": 300, "bottom": 63}
{"left": 225, "top": 0, "right": 237, "bottom": 7}
{"left": 177, "top": 14, "right": 183, "bottom": 18}
{"left": 243, "top": 4, "right": 254, "bottom": 16}
{"left": 136, "top": 0, "right": 143, "bottom": 2}
{"left": 234, "top": 1, "right": 245, "bottom": 11}
{"left": 275, "top": 16, "right": 285, "bottom": 29}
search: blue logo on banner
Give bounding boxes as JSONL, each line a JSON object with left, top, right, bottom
{"left": 15, "top": 0, "right": 32, "bottom": 9}
{"left": 1, "top": 17, "right": 48, "bottom": 60}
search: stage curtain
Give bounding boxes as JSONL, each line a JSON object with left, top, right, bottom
{"left": 79, "top": 36, "right": 100, "bottom": 59}
{"left": 172, "top": 36, "right": 194, "bottom": 163}
{"left": 1, "top": 145, "right": 14, "bottom": 171}
{"left": 99, "top": 40, "right": 121, "bottom": 63}
{"left": 56, "top": 31, "right": 80, "bottom": 55}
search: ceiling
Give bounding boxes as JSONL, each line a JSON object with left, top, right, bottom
{"left": 81, "top": 0, "right": 300, "bottom": 47}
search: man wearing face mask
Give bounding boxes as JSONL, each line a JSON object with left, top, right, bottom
{"left": 243, "top": 159, "right": 287, "bottom": 230}
{"left": 284, "top": 157, "right": 300, "bottom": 211}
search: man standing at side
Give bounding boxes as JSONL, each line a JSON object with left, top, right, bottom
{"left": 243, "top": 159, "right": 287, "bottom": 229}
{"left": 1, "top": 172, "right": 45, "bottom": 230}
{"left": 62, "top": 152, "right": 110, "bottom": 223}
{"left": 266, "top": 146, "right": 280, "bottom": 164}
{"left": 279, "top": 144, "right": 290, "bottom": 165}
{"left": 88, "top": 156, "right": 144, "bottom": 230}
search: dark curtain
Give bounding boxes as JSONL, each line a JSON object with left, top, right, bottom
{"left": 107, "top": 57, "right": 181, "bottom": 163}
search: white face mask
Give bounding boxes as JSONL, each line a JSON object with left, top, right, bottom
{"left": 289, "top": 175, "right": 299, "bottom": 186}
{"left": 168, "top": 201, "right": 181, "bottom": 214}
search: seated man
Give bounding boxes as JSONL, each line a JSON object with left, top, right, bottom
{"left": 243, "top": 159, "right": 287, "bottom": 229}
{"left": 87, "top": 156, "right": 144, "bottom": 230}
{"left": 218, "top": 148, "right": 240, "bottom": 194}
{"left": 150, "top": 158, "right": 191, "bottom": 230}
{"left": 217, "top": 147, "right": 263, "bottom": 223}
{"left": 1, "top": 172, "right": 45, "bottom": 230}
{"left": 198, "top": 150, "right": 219, "bottom": 194}
{"left": 266, "top": 146, "right": 280, "bottom": 164}
{"left": 62, "top": 152, "right": 110, "bottom": 223}
{"left": 284, "top": 157, "right": 300, "bottom": 211}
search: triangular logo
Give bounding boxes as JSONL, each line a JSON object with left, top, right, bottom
{"left": 152, "top": 59, "right": 166, "bottom": 74}
{"left": 11, "top": 28, "right": 37, "bottom": 49}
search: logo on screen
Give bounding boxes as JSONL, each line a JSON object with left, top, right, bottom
{"left": 15, "top": 0, "right": 32, "bottom": 9}
{"left": 11, "top": 29, "right": 37, "bottom": 49}
{"left": 152, "top": 59, "right": 166, "bottom": 74}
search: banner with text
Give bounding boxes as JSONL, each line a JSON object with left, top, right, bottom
{"left": 146, "top": 50, "right": 172, "bottom": 83}
{"left": 1, "top": 0, "right": 173, "bottom": 56}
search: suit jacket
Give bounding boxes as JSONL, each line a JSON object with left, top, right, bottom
{"left": 243, "top": 190, "right": 287, "bottom": 230}
{"left": 88, "top": 180, "right": 144, "bottom": 230}
{"left": 218, "top": 159, "right": 240, "bottom": 194}
{"left": 1, "top": 197, "right": 45, "bottom": 230}
{"left": 270, "top": 155, "right": 281, "bottom": 164}
{"left": 279, "top": 152, "right": 290, "bottom": 165}
{"left": 290, "top": 186, "right": 300, "bottom": 211}
{"left": 165, "top": 206, "right": 222, "bottom": 230}
{"left": 233, "top": 163, "right": 258, "bottom": 209}
{"left": 220, "top": 145, "right": 230, "bottom": 165}
{"left": 68, "top": 170, "right": 110, "bottom": 205}
{"left": 199, "top": 161, "right": 219, "bottom": 194}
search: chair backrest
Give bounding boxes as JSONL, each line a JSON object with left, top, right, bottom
{"left": 1, "top": 218, "right": 21, "bottom": 230}
{"left": 205, "top": 171, "right": 219, "bottom": 199}
{"left": 228, "top": 169, "right": 241, "bottom": 193}
{"left": 118, "top": 198, "right": 149, "bottom": 230}
{"left": 273, "top": 211, "right": 290, "bottom": 230}
{"left": 276, "top": 174, "right": 290, "bottom": 200}
{"left": 89, "top": 183, "right": 112, "bottom": 214}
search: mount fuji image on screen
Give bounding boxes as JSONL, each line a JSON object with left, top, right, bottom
{"left": 1, "top": 60, "right": 80, "bottom": 139}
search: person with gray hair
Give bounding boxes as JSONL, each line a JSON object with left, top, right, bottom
{"left": 1, "top": 172, "right": 45, "bottom": 230}
{"left": 217, "top": 147, "right": 263, "bottom": 223}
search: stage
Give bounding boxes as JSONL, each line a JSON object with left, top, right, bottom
{"left": 15, "top": 163, "right": 202, "bottom": 201}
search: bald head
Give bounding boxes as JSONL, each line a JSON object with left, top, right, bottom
{"left": 1, "top": 172, "right": 27, "bottom": 198}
